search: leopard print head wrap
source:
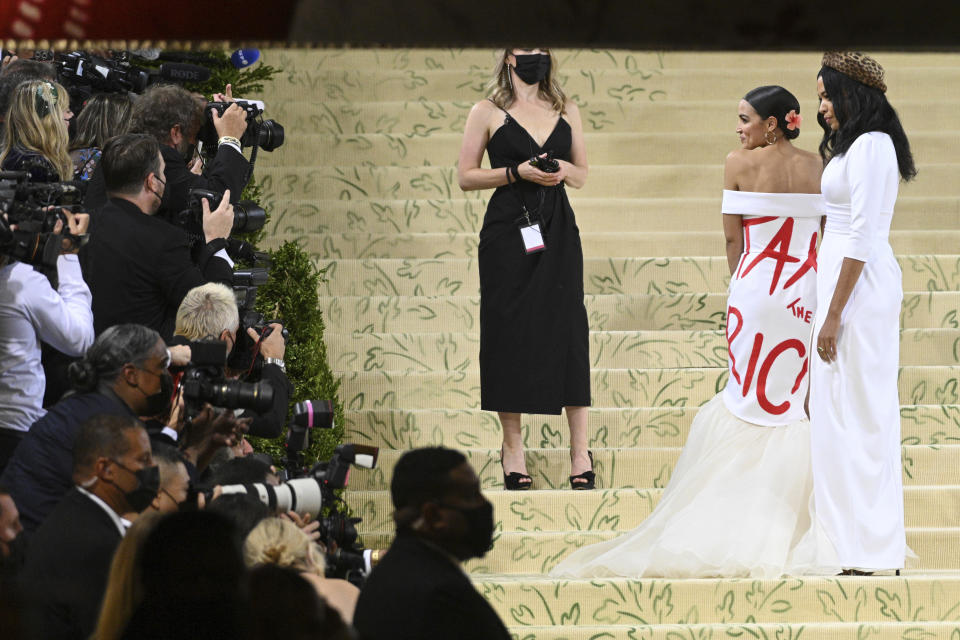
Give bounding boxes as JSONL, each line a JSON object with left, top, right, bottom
{"left": 821, "top": 51, "right": 887, "bottom": 93}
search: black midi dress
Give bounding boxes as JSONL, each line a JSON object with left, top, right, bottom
{"left": 478, "top": 106, "right": 591, "bottom": 415}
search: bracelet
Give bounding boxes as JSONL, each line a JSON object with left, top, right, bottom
{"left": 505, "top": 167, "right": 512, "bottom": 185}
{"left": 510, "top": 164, "right": 521, "bottom": 181}
{"left": 218, "top": 135, "right": 242, "bottom": 147}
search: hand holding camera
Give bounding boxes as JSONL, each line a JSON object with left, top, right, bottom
{"left": 202, "top": 189, "right": 234, "bottom": 243}
{"left": 51, "top": 208, "right": 89, "bottom": 254}
{"left": 518, "top": 153, "right": 565, "bottom": 187}
{"left": 248, "top": 322, "right": 286, "bottom": 360}
{"left": 212, "top": 102, "right": 249, "bottom": 140}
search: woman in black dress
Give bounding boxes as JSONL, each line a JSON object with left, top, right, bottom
{"left": 457, "top": 48, "right": 592, "bottom": 490}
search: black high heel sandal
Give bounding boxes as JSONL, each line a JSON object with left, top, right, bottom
{"left": 500, "top": 448, "right": 532, "bottom": 491}
{"left": 569, "top": 450, "right": 595, "bottom": 490}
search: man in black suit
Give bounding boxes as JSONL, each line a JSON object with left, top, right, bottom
{"left": 19, "top": 413, "right": 159, "bottom": 640}
{"left": 80, "top": 133, "right": 235, "bottom": 340}
{"left": 354, "top": 447, "right": 510, "bottom": 640}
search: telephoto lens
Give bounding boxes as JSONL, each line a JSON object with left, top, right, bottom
{"left": 218, "top": 478, "right": 324, "bottom": 517}
{"left": 231, "top": 200, "right": 266, "bottom": 234}
{"left": 256, "top": 120, "right": 285, "bottom": 152}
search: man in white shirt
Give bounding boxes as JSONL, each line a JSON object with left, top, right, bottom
{"left": 0, "top": 209, "right": 95, "bottom": 471}
{"left": 19, "top": 413, "right": 158, "bottom": 640}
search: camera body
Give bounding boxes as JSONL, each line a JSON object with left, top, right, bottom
{"left": 0, "top": 171, "right": 86, "bottom": 285}
{"left": 180, "top": 339, "right": 275, "bottom": 417}
{"left": 199, "top": 100, "right": 285, "bottom": 153}
{"left": 227, "top": 267, "right": 289, "bottom": 379}
{"left": 530, "top": 152, "right": 560, "bottom": 173}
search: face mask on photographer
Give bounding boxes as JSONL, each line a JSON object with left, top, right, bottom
{"left": 511, "top": 53, "right": 551, "bottom": 86}
{"left": 108, "top": 461, "right": 161, "bottom": 513}
{"left": 438, "top": 499, "right": 495, "bottom": 559}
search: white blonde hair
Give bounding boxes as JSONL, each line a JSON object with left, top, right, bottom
{"left": 244, "top": 518, "right": 326, "bottom": 575}
{"left": 174, "top": 282, "right": 240, "bottom": 341}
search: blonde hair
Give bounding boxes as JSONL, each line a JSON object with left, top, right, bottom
{"left": 0, "top": 80, "right": 73, "bottom": 180}
{"left": 175, "top": 282, "right": 240, "bottom": 341}
{"left": 244, "top": 518, "right": 326, "bottom": 575}
{"left": 487, "top": 48, "right": 567, "bottom": 114}
{"left": 90, "top": 512, "right": 163, "bottom": 640}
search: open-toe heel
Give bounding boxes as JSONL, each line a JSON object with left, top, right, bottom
{"left": 569, "top": 450, "right": 595, "bottom": 490}
{"left": 500, "top": 448, "right": 532, "bottom": 491}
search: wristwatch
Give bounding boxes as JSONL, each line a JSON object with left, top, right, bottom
{"left": 263, "top": 357, "right": 285, "bottom": 372}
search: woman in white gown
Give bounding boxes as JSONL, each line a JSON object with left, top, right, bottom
{"left": 811, "top": 52, "right": 917, "bottom": 573}
{"left": 551, "top": 86, "right": 840, "bottom": 579}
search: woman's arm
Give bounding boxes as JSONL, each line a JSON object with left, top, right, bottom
{"left": 722, "top": 151, "right": 744, "bottom": 275}
{"left": 457, "top": 101, "right": 512, "bottom": 192}
{"left": 556, "top": 101, "right": 588, "bottom": 189}
{"left": 815, "top": 257, "right": 865, "bottom": 363}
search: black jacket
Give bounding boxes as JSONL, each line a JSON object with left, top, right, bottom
{"left": 354, "top": 531, "right": 511, "bottom": 640}
{"left": 18, "top": 488, "right": 124, "bottom": 640}
{"left": 80, "top": 197, "right": 233, "bottom": 341}
{"left": 0, "top": 390, "right": 134, "bottom": 532}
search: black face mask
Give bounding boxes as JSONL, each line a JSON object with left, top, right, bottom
{"left": 110, "top": 461, "right": 161, "bottom": 513}
{"left": 440, "top": 500, "right": 495, "bottom": 559}
{"left": 139, "top": 369, "right": 174, "bottom": 417}
{"left": 512, "top": 54, "right": 551, "bottom": 86}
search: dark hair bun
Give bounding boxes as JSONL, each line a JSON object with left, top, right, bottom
{"left": 743, "top": 85, "right": 801, "bottom": 140}
{"left": 68, "top": 360, "right": 98, "bottom": 393}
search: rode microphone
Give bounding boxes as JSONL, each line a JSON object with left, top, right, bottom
{"left": 158, "top": 63, "right": 212, "bottom": 83}
{"left": 230, "top": 49, "right": 260, "bottom": 69}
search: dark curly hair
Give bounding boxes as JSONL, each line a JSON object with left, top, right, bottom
{"left": 744, "top": 85, "right": 801, "bottom": 141}
{"left": 130, "top": 84, "right": 205, "bottom": 145}
{"left": 817, "top": 66, "right": 916, "bottom": 181}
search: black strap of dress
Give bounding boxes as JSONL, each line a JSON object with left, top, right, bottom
{"left": 487, "top": 99, "right": 545, "bottom": 223}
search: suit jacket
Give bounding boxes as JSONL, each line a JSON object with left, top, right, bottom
{"left": 79, "top": 197, "right": 233, "bottom": 341}
{"left": 19, "top": 488, "right": 124, "bottom": 640}
{"left": 0, "top": 390, "right": 134, "bottom": 532}
{"left": 354, "top": 531, "right": 511, "bottom": 640}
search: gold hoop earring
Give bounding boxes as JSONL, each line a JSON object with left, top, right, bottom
{"left": 765, "top": 131, "right": 777, "bottom": 145}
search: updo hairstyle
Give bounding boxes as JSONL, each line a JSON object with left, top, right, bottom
{"left": 743, "top": 85, "right": 801, "bottom": 140}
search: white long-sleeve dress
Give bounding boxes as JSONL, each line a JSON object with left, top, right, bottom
{"left": 551, "top": 191, "right": 840, "bottom": 579}
{"left": 810, "top": 132, "right": 913, "bottom": 570}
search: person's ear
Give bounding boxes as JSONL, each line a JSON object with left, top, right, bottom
{"left": 94, "top": 456, "right": 114, "bottom": 481}
{"left": 766, "top": 116, "right": 778, "bottom": 132}
{"left": 420, "top": 502, "right": 445, "bottom": 532}
{"left": 169, "top": 124, "right": 183, "bottom": 146}
{"left": 122, "top": 363, "right": 140, "bottom": 388}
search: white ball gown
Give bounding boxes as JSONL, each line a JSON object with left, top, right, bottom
{"left": 551, "top": 190, "right": 841, "bottom": 579}
{"left": 810, "top": 132, "right": 915, "bottom": 571}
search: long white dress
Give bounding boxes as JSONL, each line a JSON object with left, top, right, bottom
{"left": 810, "top": 132, "right": 912, "bottom": 570}
{"left": 551, "top": 191, "right": 840, "bottom": 579}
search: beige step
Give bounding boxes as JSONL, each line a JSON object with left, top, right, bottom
{"left": 257, "top": 163, "right": 960, "bottom": 201}
{"left": 325, "top": 329, "right": 960, "bottom": 372}
{"left": 297, "top": 230, "right": 960, "bottom": 259}
{"left": 318, "top": 292, "right": 960, "bottom": 333}
{"left": 347, "top": 444, "right": 960, "bottom": 491}
{"left": 342, "top": 405, "right": 960, "bottom": 450}
{"left": 499, "top": 623, "right": 960, "bottom": 640}
{"left": 314, "top": 255, "right": 960, "bottom": 297}
{"left": 347, "top": 485, "right": 960, "bottom": 533}
{"left": 263, "top": 196, "right": 960, "bottom": 235}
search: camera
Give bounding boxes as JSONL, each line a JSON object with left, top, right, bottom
{"left": 176, "top": 188, "right": 267, "bottom": 238}
{"left": 0, "top": 171, "right": 86, "bottom": 286}
{"left": 180, "top": 339, "right": 275, "bottom": 417}
{"left": 227, "top": 266, "right": 289, "bottom": 379}
{"left": 219, "top": 403, "right": 379, "bottom": 586}
{"left": 198, "top": 100, "right": 285, "bottom": 153}
{"left": 530, "top": 152, "right": 560, "bottom": 173}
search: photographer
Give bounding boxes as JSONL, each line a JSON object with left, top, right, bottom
{"left": 80, "top": 133, "right": 234, "bottom": 340}
{"left": 173, "top": 282, "right": 292, "bottom": 439}
{"left": 0, "top": 79, "right": 74, "bottom": 182}
{"left": 0, "top": 207, "right": 95, "bottom": 472}
{"left": 85, "top": 84, "right": 250, "bottom": 218}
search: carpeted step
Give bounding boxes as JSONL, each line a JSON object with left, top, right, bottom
{"left": 267, "top": 98, "right": 960, "bottom": 137}
{"left": 314, "top": 256, "right": 960, "bottom": 297}
{"left": 342, "top": 405, "right": 960, "bottom": 450}
{"left": 295, "top": 230, "right": 960, "bottom": 259}
{"left": 257, "top": 163, "right": 960, "bottom": 200}
{"left": 337, "top": 367, "right": 960, "bottom": 412}
{"left": 263, "top": 196, "right": 960, "bottom": 236}
{"left": 500, "top": 622, "right": 960, "bottom": 640}
{"left": 272, "top": 131, "right": 960, "bottom": 167}
{"left": 346, "top": 445, "right": 960, "bottom": 491}
{"left": 259, "top": 68, "right": 960, "bottom": 103}
{"left": 324, "top": 329, "right": 960, "bottom": 371}
{"left": 346, "top": 485, "right": 960, "bottom": 533}
{"left": 318, "top": 292, "right": 960, "bottom": 333}
{"left": 354, "top": 527, "right": 960, "bottom": 573}
{"left": 467, "top": 574, "right": 960, "bottom": 627}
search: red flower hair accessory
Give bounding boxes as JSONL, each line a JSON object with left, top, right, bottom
{"left": 785, "top": 110, "right": 802, "bottom": 131}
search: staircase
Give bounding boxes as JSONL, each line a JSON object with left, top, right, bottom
{"left": 255, "top": 49, "right": 960, "bottom": 638}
